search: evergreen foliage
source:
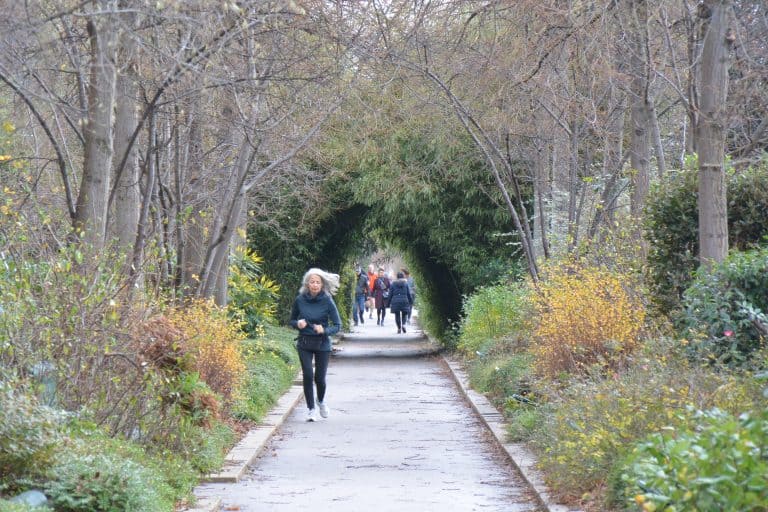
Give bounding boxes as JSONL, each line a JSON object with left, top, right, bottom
{"left": 679, "top": 246, "right": 768, "bottom": 364}
{"left": 250, "top": 123, "right": 527, "bottom": 333}
{"left": 645, "top": 164, "right": 768, "bottom": 314}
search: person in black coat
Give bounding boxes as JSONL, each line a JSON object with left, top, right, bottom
{"left": 388, "top": 272, "right": 413, "bottom": 334}
{"left": 373, "top": 268, "right": 391, "bottom": 326}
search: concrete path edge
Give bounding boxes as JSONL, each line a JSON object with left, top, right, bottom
{"left": 182, "top": 380, "right": 304, "bottom": 512}
{"left": 439, "top": 355, "right": 582, "bottom": 512}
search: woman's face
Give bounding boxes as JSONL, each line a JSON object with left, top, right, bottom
{"left": 307, "top": 274, "right": 323, "bottom": 295}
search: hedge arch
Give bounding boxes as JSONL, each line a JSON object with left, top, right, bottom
{"left": 249, "top": 128, "right": 529, "bottom": 341}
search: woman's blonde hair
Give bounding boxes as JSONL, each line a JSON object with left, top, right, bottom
{"left": 299, "top": 268, "right": 340, "bottom": 296}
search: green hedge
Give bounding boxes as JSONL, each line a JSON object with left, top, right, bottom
{"left": 644, "top": 164, "right": 768, "bottom": 314}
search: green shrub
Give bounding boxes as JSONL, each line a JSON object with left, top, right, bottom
{"left": 59, "top": 424, "right": 197, "bottom": 505}
{"left": 0, "top": 385, "right": 62, "bottom": 485}
{"left": 233, "top": 326, "right": 298, "bottom": 422}
{"left": 617, "top": 408, "right": 768, "bottom": 511}
{"left": 644, "top": 164, "right": 768, "bottom": 314}
{"left": 0, "top": 501, "right": 47, "bottom": 512}
{"left": 505, "top": 406, "right": 545, "bottom": 442}
{"left": 458, "top": 283, "right": 531, "bottom": 356}
{"left": 679, "top": 247, "right": 768, "bottom": 364}
{"left": 469, "top": 351, "right": 534, "bottom": 408}
{"left": 532, "top": 368, "right": 698, "bottom": 498}
{"left": 44, "top": 448, "right": 175, "bottom": 512}
{"left": 176, "top": 419, "right": 235, "bottom": 475}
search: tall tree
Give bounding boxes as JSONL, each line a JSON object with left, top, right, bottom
{"left": 73, "top": 1, "right": 119, "bottom": 250}
{"left": 696, "top": 0, "right": 735, "bottom": 265}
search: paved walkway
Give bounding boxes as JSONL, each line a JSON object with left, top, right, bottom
{"left": 194, "top": 314, "right": 543, "bottom": 511}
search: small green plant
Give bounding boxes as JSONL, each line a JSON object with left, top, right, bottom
{"left": 228, "top": 247, "right": 280, "bottom": 337}
{"left": 175, "top": 419, "right": 235, "bottom": 475}
{"left": 458, "top": 283, "right": 531, "bottom": 356}
{"left": 617, "top": 408, "right": 768, "bottom": 511}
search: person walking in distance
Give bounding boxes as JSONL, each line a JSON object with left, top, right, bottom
{"left": 290, "top": 268, "right": 341, "bottom": 422}
{"left": 352, "top": 267, "right": 368, "bottom": 327}
{"left": 366, "top": 264, "right": 377, "bottom": 319}
{"left": 373, "top": 267, "right": 391, "bottom": 326}
{"left": 389, "top": 271, "right": 413, "bottom": 334}
{"left": 402, "top": 268, "right": 416, "bottom": 325}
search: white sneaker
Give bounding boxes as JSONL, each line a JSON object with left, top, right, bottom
{"left": 318, "top": 402, "right": 330, "bottom": 418}
{"left": 306, "top": 408, "right": 317, "bottom": 422}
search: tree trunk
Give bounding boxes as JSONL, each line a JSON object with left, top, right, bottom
{"left": 628, "top": 0, "right": 651, "bottom": 221}
{"left": 110, "top": 16, "right": 140, "bottom": 260}
{"left": 179, "top": 102, "right": 207, "bottom": 298}
{"left": 73, "top": 4, "right": 118, "bottom": 250}
{"left": 696, "top": 0, "right": 734, "bottom": 267}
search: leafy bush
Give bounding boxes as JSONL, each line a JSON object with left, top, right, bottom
{"left": 468, "top": 347, "right": 541, "bottom": 442}
{"left": 645, "top": 164, "right": 768, "bottom": 314}
{"left": 617, "top": 408, "right": 768, "bottom": 511}
{"left": 176, "top": 420, "right": 235, "bottom": 475}
{"left": 469, "top": 351, "right": 534, "bottom": 405}
{"left": 679, "top": 247, "right": 768, "bottom": 364}
{"left": 233, "top": 326, "right": 298, "bottom": 421}
{"left": 532, "top": 263, "right": 645, "bottom": 378}
{"left": 228, "top": 248, "right": 280, "bottom": 337}
{"left": 0, "top": 501, "right": 47, "bottom": 512}
{"left": 458, "top": 283, "right": 532, "bottom": 356}
{"left": 0, "top": 385, "right": 62, "bottom": 485}
{"left": 44, "top": 449, "right": 175, "bottom": 512}
{"left": 532, "top": 366, "right": 698, "bottom": 499}
{"left": 531, "top": 336, "right": 765, "bottom": 504}
{"left": 167, "top": 300, "right": 246, "bottom": 405}
{"left": 57, "top": 426, "right": 196, "bottom": 506}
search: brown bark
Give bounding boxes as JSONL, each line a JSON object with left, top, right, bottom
{"left": 74, "top": 4, "right": 118, "bottom": 250}
{"left": 696, "top": 0, "right": 734, "bottom": 266}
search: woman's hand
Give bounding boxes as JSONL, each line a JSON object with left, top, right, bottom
{"left": 313, "top": 324, "right": 324, "bottom": 334}
{"left": 297, "top": 319, "right": 308, "bottom": 329}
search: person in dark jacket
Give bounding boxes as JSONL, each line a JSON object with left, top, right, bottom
{"left": 388, "top": 272, "right": 413, "bottom": 334}
{"left": 402, "top": 268, "right": 416, "bottom": 325}
{"left": 352, "top": 267, "right": 368, "bottom": 327}
{"left": 290, "top": 268, "right": 341, "bottom": 422}
{"left": 373, "top": 267, "right": 391, "bottom": 326}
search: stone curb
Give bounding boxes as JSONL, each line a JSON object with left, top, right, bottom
{"left": 440, "top": 356, "right": 582, "bottom": 512}
{"left": 182, "top": 381, "right": 304, "bottom": 512}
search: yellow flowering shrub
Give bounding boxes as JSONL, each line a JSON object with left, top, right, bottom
{"left": 167, "top": 299, "right": 246, "bottom": 405}
{"left": 532, "top": 263, "right": 645, "bottom": 377}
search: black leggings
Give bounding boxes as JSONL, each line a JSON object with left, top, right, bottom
{"left": 377, "top": 305, "right": 387, "bottom": 323}
{"left": 393, "top": 310, "right": 406, "bottom": 330}
{"left": 297, "top": 347, "right": 330, "bottom": 410}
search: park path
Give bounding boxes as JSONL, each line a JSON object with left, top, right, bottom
{"left": 194, "top": 313, "right": 543, "bottom": 511}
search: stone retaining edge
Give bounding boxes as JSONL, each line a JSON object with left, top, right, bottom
{"left": 440, "top": 355, "right": 582, "bottom": 512}
{"left": 182, "top": 378, "right": 304, "bottom": 512}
